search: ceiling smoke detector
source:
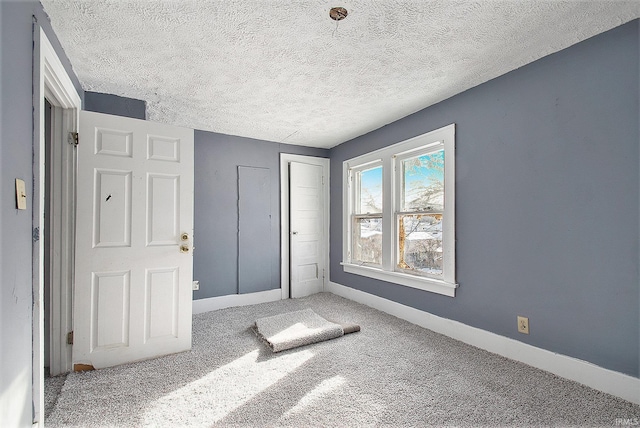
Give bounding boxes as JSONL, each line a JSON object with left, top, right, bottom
{"left": 329, "top": 7, "right": 348, "bottom": 21}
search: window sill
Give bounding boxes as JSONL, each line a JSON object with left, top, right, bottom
{"left": 341, "top": 262, "right": 458, "bottom": 297}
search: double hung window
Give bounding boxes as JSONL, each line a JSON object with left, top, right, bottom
{"left": 342, "top": 124, "right": 457, "bottom": 297}
{"left": 351, "top": 162, "right": 383, "bottom": 266}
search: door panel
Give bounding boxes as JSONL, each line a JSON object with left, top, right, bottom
{"left": 147, "top": 173, "right": 180, "bottom": 246}
{"left": 74, "top": 111, "right": 194, "bottom": 369}
{"left": 94, "top": 169, "right": 132, "bottom": 247}
{"left": 290, "top": 162, "right": 325, "bottom": 298}
{"left": 145, "top": 267, "right": 179, "bottom": 340}
{"left": 91, "top": 271, "right": 130, "bottom": 350}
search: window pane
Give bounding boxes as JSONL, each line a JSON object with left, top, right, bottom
{"left": 357, "top": 166, "right": 382, "bottom": 214}
{"left": 402, "top": 150, "right": 444, "bottom": 212}
{"left": 352, "top": 217, "right": 382, "bottom": 265}
{"left": 397, "top": 214, "right": 443, "bottom": 276}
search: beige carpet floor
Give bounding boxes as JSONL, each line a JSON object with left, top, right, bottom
{"left": 46, "top": 292, "right": 640, "bottom": 427}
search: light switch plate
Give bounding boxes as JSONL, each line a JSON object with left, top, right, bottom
{"left": 16, "top": 179, "right": 27, "bottom": 210}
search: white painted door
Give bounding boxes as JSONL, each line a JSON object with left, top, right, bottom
{"left": 290, "top": 161, "right": 326, "bottom": 298}
{"left": 73, "top": 111, "right": 194, "bottom": 369}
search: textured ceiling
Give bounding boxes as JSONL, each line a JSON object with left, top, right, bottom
{"left": 41, "top": 1, "right": 640, "bottom": 148}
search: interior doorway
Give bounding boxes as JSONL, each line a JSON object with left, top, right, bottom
{"left": 39, "top": 86, "right": 77, "bottom": 378}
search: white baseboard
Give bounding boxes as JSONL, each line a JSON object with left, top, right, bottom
{"left": 327, "top": 281, "right": 640, "bottom": 405}
{"left": 192, "top": 289, "right": 282, "bottom": 314}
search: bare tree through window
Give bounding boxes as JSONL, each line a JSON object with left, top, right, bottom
{"left": 398, "top": 150, "right": 444, "bottom": 275}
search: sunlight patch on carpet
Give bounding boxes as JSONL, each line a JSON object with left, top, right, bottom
{"left": 142, "top": 348, "right": 314, "bottom": 426}
{"left": 282, "top": 375, "right": 346, "bottom": 419}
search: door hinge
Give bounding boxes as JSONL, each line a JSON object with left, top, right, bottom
{"left": 66, "top": 331, "right": 74, "bottom": 345}
{"left": 32, "top": 227, "right": 40, "bottom": 242}
{"left": 68, "top": 132, "right": 79, "bottom": 147}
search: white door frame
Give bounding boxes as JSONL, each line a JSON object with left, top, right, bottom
{"left": 279, "top": 154, "right": 330, "bottom": 299}
{"left": 32, "top": 26, "right": 81, "bottom": 425}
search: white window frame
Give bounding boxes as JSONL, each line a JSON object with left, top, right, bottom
{"left": 349, "top": 160, "right": 383, "bottom": 268}
{"left": 341, "top": 124, "right": 457, "bottom": 297}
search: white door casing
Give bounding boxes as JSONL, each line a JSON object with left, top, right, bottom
{"left": 281, "top": 156, "right": 329, "bottom": 299}
{"left": 33, "top": 26, "right": 82, "bottom": 425}
{"left": 74, "top": 111, "right": 194, "bottom": 369}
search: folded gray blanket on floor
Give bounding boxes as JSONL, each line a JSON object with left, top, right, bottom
{"left": 253, "top": 308, "right": 360, "bottom": 352}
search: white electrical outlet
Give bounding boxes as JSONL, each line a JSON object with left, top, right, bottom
{"left": 192, "top": 280, "right": 200, "bottom": 291}
{"left": 517, "top": 316, "right": 529, "bottom": 334}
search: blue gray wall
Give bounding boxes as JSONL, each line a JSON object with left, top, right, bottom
{"left": 193, "top": 131, "right": 328, "bottom": 299}
{"left": 85, "top": 91, "right": 146, "bottom": 120}
{"left": 330, "top": 20, "right": 640, "bottom": 378}
{"left": 0, "top": 1, "right": 83, "bottom": 425}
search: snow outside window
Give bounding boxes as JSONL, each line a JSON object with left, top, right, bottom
{"left": 342, "top": 124, "right": 458, "bottom": 297}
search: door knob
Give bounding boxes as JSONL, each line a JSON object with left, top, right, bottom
{"left": 180, "top": 245, "right": 189, "bottom": 253}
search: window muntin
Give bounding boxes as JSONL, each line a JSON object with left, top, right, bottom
{"left": 342, "top": 124, "right": 456, "bottom": 297}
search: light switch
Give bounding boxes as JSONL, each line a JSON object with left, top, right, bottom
{"left": 16, "top": 179, "right": 27, "bottom": 210}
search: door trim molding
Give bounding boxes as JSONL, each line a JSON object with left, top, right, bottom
{"left": 280, "top": 154, "right": 330, "bottom": 300}
{"left": 33, "top": 26, "right": 81, "bottom": 425}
